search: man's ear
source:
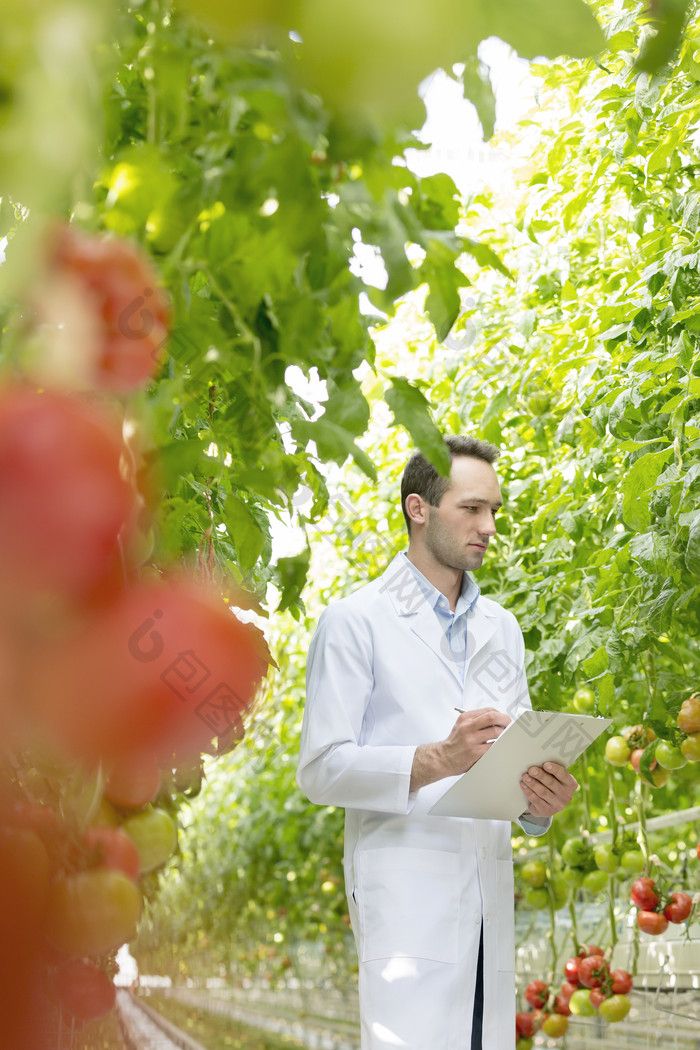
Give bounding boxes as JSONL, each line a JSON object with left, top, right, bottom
{"left": 405, "top": 493, "right": 426, "bottom": 527}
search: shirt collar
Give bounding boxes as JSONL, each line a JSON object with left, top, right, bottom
{"left": 400, "top": 551, "right": 480, "bottom": 616}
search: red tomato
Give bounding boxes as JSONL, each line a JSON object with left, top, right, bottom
{"left": 563, "top": 957, "right": 580, "bottom": 984}
{"left": 589, "top": 987, "right": 607, "bottom": 1009}
{"left": 54, "top": 960, "right": 115, "bottom": 1020}
{"left": 578, "top": 943, "right": 605, "bottom": 958}
{"left": 560, "top": 980, "right": 577, "bottom": 1001}
{"left": 630, "top": 877, "right": 659, "bottom": 910}
{"left": 104, "top": 751, "right": 161, "bottom": 809}
{"left": 697, "top": 842, "right": 700, "bottom": 861}
{"left": 30, "top": 578, "right": 270, "bottom": 764}
{"left": 515, "top": 1011, "right": 536, "bottom": 1038}
{"left": 677, "top": 694, "right": 700, "bottom": 735}
{"left": 610, "top": 969, "right": 633, "bottom": 994}
{"left": 45, "top": 869, "right": 141, "bottom": 957}
{"left": 48, "top": 225, "right": 171, "bottom": 393}
{"left": 664, "top": 891, "right": 693, "bottom": 924}
{"left": 82, "top": 826, "right": 141, "bottom": 882}
{"left": 0, "top": 388, "right": 134, "bottom": 615}
{"left": 525, "top": 980, "right": 549, "bottom": 1009}
{"left": 629, "top": 748, "right": 646, "bottom": 773}
{"left": 637, "top": 909, "right": 669, "bottom": 935}
{"left": 554, "top": 994, "right": 572, "bottom": 1016}
{"left": 578, "top": 955, "right": 610, "bottom": 989}
{"left": 2, "top": 801, "right": 63, "bottom": 855}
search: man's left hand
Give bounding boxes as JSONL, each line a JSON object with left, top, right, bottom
{"left": 520, "top": 762, "right": 578, "bottom": 818}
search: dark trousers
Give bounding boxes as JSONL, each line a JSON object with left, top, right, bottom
{"left": 471, "top": 923, "right": 484, "bottom": 1050}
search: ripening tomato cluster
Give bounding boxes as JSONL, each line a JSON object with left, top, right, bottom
{"left": 630, "top": 876, "right": 695, "bottom": 935}
{"left": 0, "top": 226, "right": 270, "bottom": 1044}
{"left": 553, "top": 834, "right": 645, "bottom": 898}
{"left": 605, "top": 702, "right": 700, "bottom": 788}
{"left": 516, "top": 944, "right": 634, "bottom": 1047}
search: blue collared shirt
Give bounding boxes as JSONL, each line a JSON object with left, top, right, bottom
{"left": 400, "top": 552, "right": 480, "bottom": 684}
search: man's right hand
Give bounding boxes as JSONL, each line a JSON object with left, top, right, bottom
{"left": 410, "top": 708, "right": 511, "bottom": 793}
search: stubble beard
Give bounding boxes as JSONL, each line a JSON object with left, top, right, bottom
{"left": 424, "top": 512, "right": 484, "bottom": 574}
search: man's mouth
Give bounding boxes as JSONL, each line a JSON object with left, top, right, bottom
{"left": 470, "top": 543, "right": 487, "bottom": 551}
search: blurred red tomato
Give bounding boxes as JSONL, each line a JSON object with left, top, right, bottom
{"left": 30, "top": 578, "right": 270, "bottom": 764}
{"left": 82, "top": 826, "right": 141, "bottom": 882}
{"left": 104, "top": 751, "right": 161, "bottom": 809}
{"left": 610, "top": 969, "right": 633, "bottom": 994}
{"left": 46, "top": 226, "right": 171, "bottom": 393}
{"left": 0, "top": 388, "right": 134, "bottom": 617}
{"left": 563, "top": 957, "right": 580, "bottom": 984}
{"left": 54, "top": 959, "right": 115, "bottom": 1020}
{"left": 0, "top": 826, "right": 50, "bottom": 950}
{"left": 524, "top": 980, "right": 548, "bottom": 1009}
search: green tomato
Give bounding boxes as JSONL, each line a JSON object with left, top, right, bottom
{"left": 550, "top": 874, "right": 570, "bottom": 907}
{"left": 525, "top": 887, "right": 550, "bottom": 909}
{"left": 620, "top": 849, "right": 645, "bottom": 874}
{"left": 516, "top": 1039, "right": 533, "bottom": 1050}
{"left": 582, "top": 869, "right": 609, "bottom": 894}
{"left": 655, "top": 740, "right": 687, "bottom": 770}
{"left": 561, "top": 837, "right": 589, "bottom": 867}
{"left": 122, "top": 807, "right": 177, "bottom": 874}
{"left": 569, "top": 988, "right": 596, "bottom": 1016}
{"left": 521, "top": 861, "right": 547, "bottom": 888}
{"left": 680, "top": 733, "right": 700, "bottom": 762}
{"left": 605, "top": 735, "right": 631, "bottom": 766}
{"left": 561, "top": 865, "right": 585, "bottom": 887}
{"left": 594, "top": 844, "right": 620, "bottom": 874}
{"left": 598, "top": 994, "right": 631, "bottom": 1023}
{"left": 573, "top": 687, "right": 596, "bottom": 713}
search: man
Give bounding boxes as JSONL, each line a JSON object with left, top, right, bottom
{"left": 296, "top": 437, "right": 577, "bottom": 1050}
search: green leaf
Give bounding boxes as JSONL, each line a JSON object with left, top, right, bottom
{"left": 461, "top": 237, "right": 511, "bottom": 278}
{"left": 621, "top": 447, "right": 674, "bottom": 530}
{"left": 685, "top": 514, "right": 700, "bottom": 575}
{"left": 275, "top": 548, "right": 311, "bottom": 614}
{"left": 582, "top": 645, "right": 609, "bottom": 678}
{"left": 223, "top": 494, "right": 268, "bottom": 573}
{"left": 461, "top": 56, "right": 496, "bottom": 140}
{"left": 482, "top": 0, "right": 605, "bottom": 60}
{"left": 385, "top": 377, "right": 451, "bottom": 475}
{"left": 635, "top": 0, "right": 694, "bottom": 73}
{"left": 290, "top": 417, "right": 377, "bottom": 480}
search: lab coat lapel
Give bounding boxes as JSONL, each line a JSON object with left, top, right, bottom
{"left": 379, "top": 554, "right": 461, "bottom": 685}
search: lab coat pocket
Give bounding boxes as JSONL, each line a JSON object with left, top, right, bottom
{"left": 357, "top": 847, "right": 460, "bottom": 964}
{"left": 496, "top": 858, "right": 515, "bottom": 971}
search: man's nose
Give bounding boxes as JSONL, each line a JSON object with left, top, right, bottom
{"left": 479, "top": 513, "right": 498, "bottom": 537}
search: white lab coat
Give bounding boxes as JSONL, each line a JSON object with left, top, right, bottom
{"left": 297, "top": 553, "right": 549, "bottom": 1050}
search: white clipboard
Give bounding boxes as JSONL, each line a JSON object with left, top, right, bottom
{"left": 428, "top": 710, "right": 611, "bottom": 821}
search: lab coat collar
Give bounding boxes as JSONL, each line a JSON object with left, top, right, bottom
{"left": 378, "top": 554, "right": 499, "bottom": 682}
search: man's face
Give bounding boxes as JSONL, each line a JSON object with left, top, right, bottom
{"left": 423, "top": 456, "right": 502, "bottom": 572}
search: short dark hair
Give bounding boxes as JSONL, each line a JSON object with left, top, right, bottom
{"left": 400, "top": 436, "right": 500, "bottom": 534}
